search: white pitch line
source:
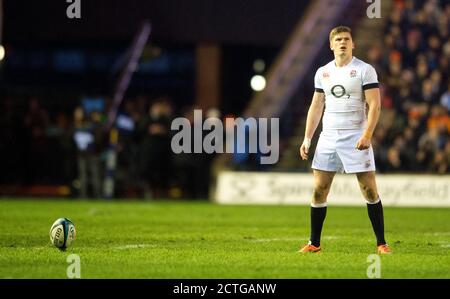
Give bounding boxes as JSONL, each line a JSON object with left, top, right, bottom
{"left": 323, "top": 236, "right": 340, "bottom": 240}
{"left": 425, "top": 232, "right": 450, "bottom": 236}
{"left": 114, "top": 244, "right": 157, "bottom": 250}
{"left": 1, "top": 246, "right": 48, "bottom": 250}
{"left": 249, "top": 236, "right": 340, "bottom": 242}
{"left": 249, "top": 237, "right": 303, "bottom": 243}
{"left": 87, "top": 209, "right": 98, "bottom": 215}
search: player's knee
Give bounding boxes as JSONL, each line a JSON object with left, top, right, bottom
{"left": 312, "top": 183, "right": 331, "bottom": 203}
{"left": 314, "top": 181, "right": 332, "bottom": 192}
{"left": 360, "top": 184, "right": 378, "bottom": 202}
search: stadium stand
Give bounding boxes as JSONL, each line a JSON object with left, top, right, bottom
{"left": 0, "top": 0, "right": 448, "bottom": 199}
{"left": 372, "top": 0, "right": 450, "bottom": 174}
{"left": 274, "top": 0, "right": 449, "bottom": 174}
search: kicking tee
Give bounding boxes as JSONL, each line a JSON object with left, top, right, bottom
{"left": 314, "top": 57, "right": 379, "bottom": 130}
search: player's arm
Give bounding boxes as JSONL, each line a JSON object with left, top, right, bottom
{"left": 356, "top": 87, "right": 381, "bottom": 150}
{"left": 300, "top": 91, "right": 325, "bottom": 160}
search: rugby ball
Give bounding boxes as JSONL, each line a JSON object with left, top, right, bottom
{"left": 49, "top": 218, "right": 76, "bottom": 249}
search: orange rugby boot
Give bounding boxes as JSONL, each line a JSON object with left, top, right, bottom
{"left": 377, "top": 244, "right": 392, "bottom": 254}
{"left": 299, "top": 242, "right": 321, "bottom": 253}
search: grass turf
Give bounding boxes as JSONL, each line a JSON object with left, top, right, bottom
{"left": 0, "top": 199, "right": 449, "bottom": 278}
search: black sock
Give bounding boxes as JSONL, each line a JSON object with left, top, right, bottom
{"left": 310, "top": 205, "right": 327, "bottom": 247}
{"left": 367, "top": 199, "right": 386, "bottom": 246}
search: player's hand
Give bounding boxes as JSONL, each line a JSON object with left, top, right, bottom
{"left": 300, "top": 138, "right": 311, "bottom": 160}
{"left": 356, "top": 135, "right": 371, "bottom": 150}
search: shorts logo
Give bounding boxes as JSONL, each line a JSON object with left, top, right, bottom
{"left": 331, "top": 85, "right": 346, "bottom": 98}
{"left": 365, "top": 160, "right": 371, "bottom": 168}
{"left": 350, "top": 70, "right": 357, "bottom": 77}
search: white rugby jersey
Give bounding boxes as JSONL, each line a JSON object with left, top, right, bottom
{"left": 314, "top": 57, "right": 379, "bottom": 130}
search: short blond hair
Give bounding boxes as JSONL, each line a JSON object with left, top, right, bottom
{"left": 329, "top": 26, "right": 352, "bottom": 42}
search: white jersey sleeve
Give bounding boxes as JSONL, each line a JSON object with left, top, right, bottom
{"left": 314, "top": 67, "right": 324, "bottom": 93}
{"left": 362, "top": 64, "right": 379, "bottom": 90}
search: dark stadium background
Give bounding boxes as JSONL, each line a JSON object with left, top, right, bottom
{"left": 0, "top": 0, "right": 448, "bottom": 200}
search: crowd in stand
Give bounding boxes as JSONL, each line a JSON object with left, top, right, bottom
{"left": 1, "top": 0, "right": 448, "bottom": 201}
{"left": 366, "top": 0, "right": 449, "bottom": 174}
{"left": 0, "top": 95, "right": 213, "bottom": 199}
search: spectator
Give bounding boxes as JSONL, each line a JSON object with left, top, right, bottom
{"left": 139, "top": 97, "right": 173, "bottom": 198}
{"left": 73, "top": 106, "right": 104, "bottom": 198}
{"left": 440, "top": 80, "right": 450, "bottom": 112}
{"left": 171, "top": 106, "right": 214, "bottom": 199}
{"left": 427, "top": 104, "right": 450, "bottom": 133}
{"left": 115, "top": 99, "right": 138, "bottom": 196}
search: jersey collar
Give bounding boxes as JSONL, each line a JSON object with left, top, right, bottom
{"left": 333, "top": 56, "right": 355, "bottom": 68}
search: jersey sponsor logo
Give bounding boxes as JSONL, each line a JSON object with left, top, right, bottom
{"left": 323, "top": 72, "right": 329, "bottom": 78}
{"left": 331, "top": 85, "right": 346, "bottom": 98}
{"left": 350, "top": 70, "right": 357, "bottom": 77}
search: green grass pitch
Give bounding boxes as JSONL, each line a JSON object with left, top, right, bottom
{"left": 0, "top": 199, "right": 449, "bottom": 278}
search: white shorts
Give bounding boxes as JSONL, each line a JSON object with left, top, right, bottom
{"left": 312, "top": 129, "right": 376, "bottom": 173}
